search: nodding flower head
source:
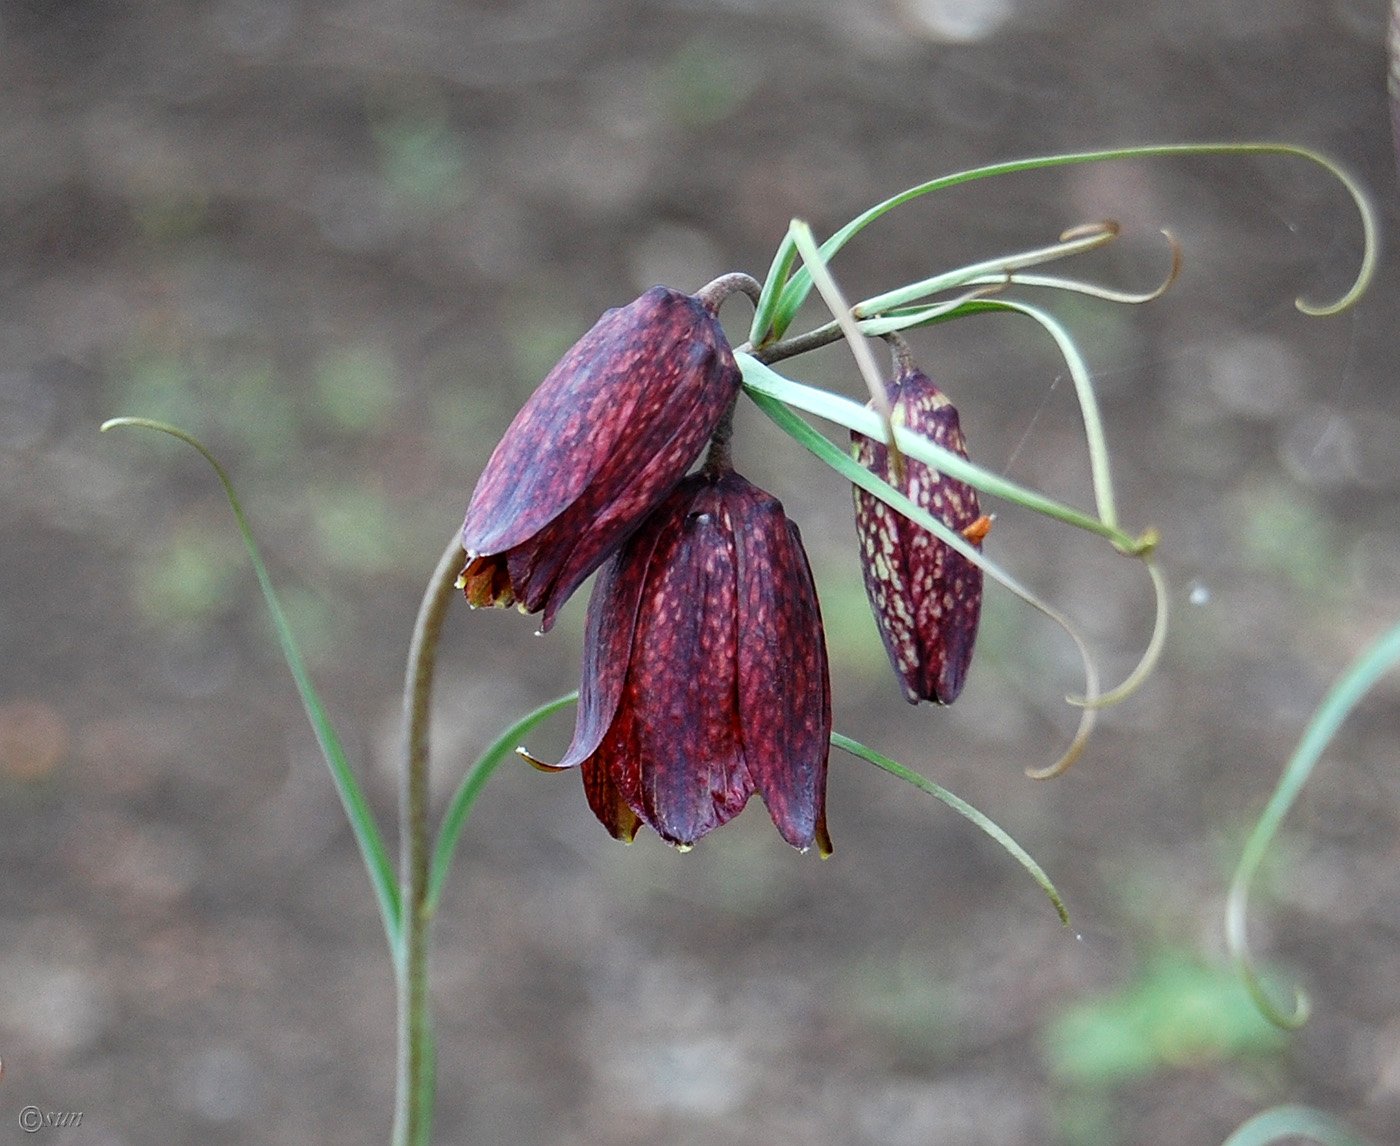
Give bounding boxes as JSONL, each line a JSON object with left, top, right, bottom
{"left": 527, "top": 467, "right": 833, "bottom": 855}
{"left": 458, "top": 286, "right": 741, "bottom": 631}
{"left": 852, "top": 362, "right": 987, "bottom": 705}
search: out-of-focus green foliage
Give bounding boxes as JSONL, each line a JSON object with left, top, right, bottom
{"left": 1043, "top": 951, "right": 1286, "bottom": 1086}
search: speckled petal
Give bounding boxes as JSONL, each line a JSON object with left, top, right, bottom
{"left": 729, "top": 475, "right": 833, "bottom": 853}
{"left": 559, "top": 469, "right": 834, "bottom": 852}
{"left": 548, "top": 507, "right": 670, "bottom": 772}
{"left": 524, "top": 407, "right": 735, "bottom": 631}
{"left": 581, "top": 706, "right": 643, "bottom": 843}
{"left": 627, "top": 478, "right": 753, "bottom": 847}
{"left": 460, "top": 287, "right": 741, "bottom": 621}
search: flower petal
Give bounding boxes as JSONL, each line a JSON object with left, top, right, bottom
{"left": 462, "top": 287, "right": 739, "bottom": 559}
{"left": 546, "top": 510, "right": 668, "bottom": 771}
{"left": 581, "top": 707, "right": 643, "bottom": 843}
{"left": 852, "top": 449, "right": 922, "bottom": 703}
{"left": 628, "top": 478, "right": 752, "bottom": 847}
{"left": 524, "top": 401, "right": 735, "bottom": 631}
{"left": 729, "top": 477, "right": 832, "bottom": 853}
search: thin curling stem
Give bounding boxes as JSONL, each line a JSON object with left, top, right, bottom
{"left": 393, "top": 534, "right": 467, "bottom": 1146}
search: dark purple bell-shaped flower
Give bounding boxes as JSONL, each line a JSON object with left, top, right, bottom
{"left": 458, "top": 286, "right": 741, "bottom": 631}
{"left": 852, "top": 361, "right": 988, "bottom": 705}
{"left": 527, "top": 467, "right": 833, "bottom": 854}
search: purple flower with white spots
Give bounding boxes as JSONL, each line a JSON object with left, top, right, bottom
{"left": 852, "top": 362, "right": 988, "bottom": 704}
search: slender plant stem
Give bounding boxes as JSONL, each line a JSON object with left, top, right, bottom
{"left": 744, "top": 322, "right": 846, "bottom": 364}
{"left": 393, "top": 534, "right": 467, "bottom": 1146}
{"left": 703, "top": 397, "right": 737, "bottom": 474}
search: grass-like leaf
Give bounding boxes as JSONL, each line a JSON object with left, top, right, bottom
{"left": 922, "top": 297, "right": 1122, "bottom": 531}
{"left": 833, "top": 733, "right": 1068, "bottom": 924}
{"left": 1220, "top": 1104, "right": 1370, "bottom": 1146}
{"left": 1227, "top": 618, "right": 1400, "bottom": 1028}
{"left": 786, "top": 220, "right": 903, "bottom": 474}
{"left": 771, "top": 142, "right": 1376, "bottom": 337}
{"left": 749, "top": 230, "right": 800, "bottom": 348}
{"left": 842, "top": 293, "right": 1130, "bottom": 538}
{"left": 426, "top": 691, "right": 578, "bottom": 914}
{"left": 100, "top": 417, "right": 402, "bottom": 948}
{"left": 850, "top": 222, "right": 1120, "bottom": 318}
{"left": 737, "top": 352, "right": 1152, "bottom": 554}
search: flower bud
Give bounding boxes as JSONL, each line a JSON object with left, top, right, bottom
{"left": 852, "top": 365, "right": 986, "bottom": 704}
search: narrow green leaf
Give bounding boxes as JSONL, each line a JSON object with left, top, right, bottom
{"left": 744, "top": 360, "right": 1169, "bottom": 722}
{"left": 744, "top": 386, "right": 988, "bottom": 571}
{"left": 1074, "top": 555, "right": 1168, "bottom": 710}
{"left": 1220, "top": 1104, "right": 1371, "bottom": 1146}
{"left": 772, "top": 141, "right": 1375, "bottom": 335}
{"left": 833, "top": 732, "right": 1068, "bottom": 924}
{"left": 845, "top": 288, "right": 992, "bottom": 337}
{"left": 851, "top": 223, "right": 1118, "bottom": 318}
{"left": 825, "top": 295, "right": 1125, "bottom": 533}
{"left": 786, "top": 220, "right": 900, "bottom": 468}
{"left": 426, "top": 691, "right": 578, "bottom": 913}
{"left": 1227, "top": 618, "right": 1400, "bottom": 1028}
{"left": 749, "top": 231, "right": 800, "bottom": 346}
{"left": 947, "top": 262, "right": 1179, "bottom": 307}
{"left": 100, "top": 417, "right": 402, "bottom": 948}
{"left": 738, "top": 352, "right": 1144, "bottom": 551}
{"left": 761, "top": 225, "right": 1175, "bottom": 352}
{"left": 965, "top": 297, "right": 1119, "bottom": 532}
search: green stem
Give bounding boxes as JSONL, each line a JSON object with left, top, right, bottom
{"left": 392, "top": 534, "right": 466, "bottom": 1146}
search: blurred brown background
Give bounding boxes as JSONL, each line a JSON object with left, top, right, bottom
{"left": 4, "top": 1, "right": 1400, "bottom": 1143}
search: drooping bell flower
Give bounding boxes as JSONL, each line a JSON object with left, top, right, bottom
{"left": 852, "top": 360, "right": 988, "bottom": 705}
{"left": 525, "top": 467, "right": 833, "bottom": 854}
{"left": 458, "top": 285, "right": 742, "bottom": 631}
